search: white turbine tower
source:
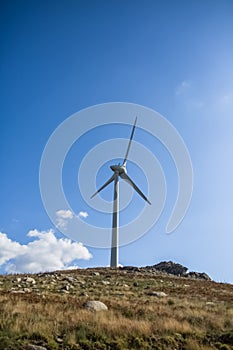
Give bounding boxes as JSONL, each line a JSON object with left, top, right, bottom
{"left": 91, "top": 117, "right": 151, "bottom": 267}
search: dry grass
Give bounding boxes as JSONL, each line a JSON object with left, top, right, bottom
{"left": 0, "top": 268, "right": 233, "bottom": 349}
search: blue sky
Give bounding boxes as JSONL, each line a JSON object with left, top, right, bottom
{"left": 1, "top": 0, "right": 233, "bottom": 282}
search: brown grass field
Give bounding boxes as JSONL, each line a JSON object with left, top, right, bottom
{"left": 0, "top": 267, "right": 233, "bottom": 349}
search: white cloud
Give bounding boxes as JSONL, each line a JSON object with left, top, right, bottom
{"left": 78, "top": 211, "right": 88, "bottom": 219}
{"left": 0, "top": 232, "right": 26, "bottom": 265}
{"left": 56, "top": 209, "right": 89, "bottom": 230}
{"left": 56, "top": 209, "right": 74, "bottom": 219}
{"left": 0, "top": 229, "right": 92, "bottom": 274}
{"left": 56, "top": 209, "right": 74, "bottom": 229}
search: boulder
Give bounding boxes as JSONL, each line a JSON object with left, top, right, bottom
{"left": 102, "top": 280, "right": 110, "bottom": 285}
{"left": 60, "top": 284, "right": 70, "bottom": 291}
{"left": 26, "top": 345, "right": 47, "bottom": 350}
{"left": 147, "top": 291, "right": 167, "bottom": 297}
{"left": 62, "top": 276, "right": 76, "bottom": 283}
{"left": 84, "top": 300, "right": 108, "bottom": 311}
{"left": 10, "top": 290, "right": 25, "bottom": 294}
{"left": 25, "top": 277, "right": 36, "bottom": 285}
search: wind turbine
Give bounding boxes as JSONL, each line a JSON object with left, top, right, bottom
{"left": 91, "top": 117, "right": 151, "bottom": 267}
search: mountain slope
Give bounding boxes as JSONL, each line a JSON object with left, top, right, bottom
{"left": 0, "top": 265, "right": 232, "bottom": 350}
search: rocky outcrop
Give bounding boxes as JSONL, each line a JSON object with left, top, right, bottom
{"left": 1, "top": 262, "right": 211, "bottom": 298}
{"left": 121, "top": 266, "right": 141, "bottom": 272}
{"left": 151, "top": 261, "right": 188, "bottom": 276}
{"left": 122, "top": 261, "right": 211, "bottom": 280}
{"left": 186, "top": 271, "right": 211, "bottom": 281}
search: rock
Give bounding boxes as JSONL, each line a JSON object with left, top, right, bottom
{"left": 186, "top": 271, "right": 211, "bottom": 281}
{"left": 56, "top": 337, "right": 63, "bottom": 343}
{"left": 63, "top": 276, "right": 76, "bottom": 283}
{"left": 23, "top": 288, "right": 32, "bottom": 293}
{"left": 152, "top": 261, "right": 188, "bottom": 276}
{"left": 26, "top": 345, "right": 47, "bottom": 350}
{"left": 92, "top": 272, "right": 100, "bottom": 276}
{"left": 133, "top": 282, "right": 139, "bottom": 287}
{"left": 60, "top": 289, "right": 69, "bottom": 294}
{"left": 25, "top": 277, "right": 36, "bottom": 285}
{"left": 61, "top": 285, "right": 70, "bottom": 291}
{"left": 102, "top": 280, "right": 110, "bottom": 285}
{"left": 122, "top": 261, "right": 211, "bottom": 281}
{"left": 84, "top": 300, "right": 108, "bottom": 311}
{"left": 113, "top": 292, "right": 125, "bottom": 296}
{"left": 122, "top": 266, "right": 141, "bottom": 272}
{"left": 11, "top": 290, "right": 25, "bottom": 294}
{"left": 148, "top": 291, "right": 167, "bottom": 297}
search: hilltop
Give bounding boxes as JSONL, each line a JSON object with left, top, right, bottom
{"left": 0, "top": 262, "right": 232, "bottom": 350}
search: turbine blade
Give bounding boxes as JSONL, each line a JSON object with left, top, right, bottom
{"left": 120, "top": 173, "right": 151, "bottom": 205}
{"left": 123, "top": 117, "right": 137, "bottom": 165}
{"left": 90, "top": 174, "right": 115, "bottom": 199}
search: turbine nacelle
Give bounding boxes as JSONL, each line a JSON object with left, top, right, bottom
{"left": 110, "top": 163, "right": 127, "bottom": 175}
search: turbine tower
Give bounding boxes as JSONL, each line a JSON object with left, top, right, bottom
{"left": 91, "top": 117, "right": 151, "bottom": 267}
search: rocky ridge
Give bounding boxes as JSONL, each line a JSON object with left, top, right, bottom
{"left": 0, "top": 261, "right": 212, "bottom": 300}
{"left": 0, "top": 261, "right": 212, "bottom": 297}
{"left": 121, "top": 261, "right": 211, "bottom": 280}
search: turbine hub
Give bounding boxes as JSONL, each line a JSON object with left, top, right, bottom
{"left": 110, "top": 164, "right": 126, "bottom": 174}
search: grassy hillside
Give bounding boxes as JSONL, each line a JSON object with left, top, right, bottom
{"left": 0, "top": 267, "right": 232, "bottom": 350}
